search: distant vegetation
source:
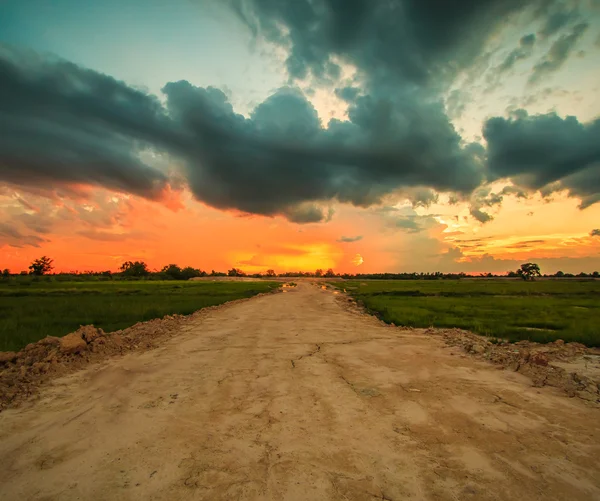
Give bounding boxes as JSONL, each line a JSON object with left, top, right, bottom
{"left": 2, "top": 256, "right": 599, "bottom": 351}
{"left": 2, "top": 257, "right": 598, "bottom": 283}
{"left": 335, "top": 280, "right": 600, "bottom": 347}
{"left": 0, "top": 281, "right": 279, "bottom": 352}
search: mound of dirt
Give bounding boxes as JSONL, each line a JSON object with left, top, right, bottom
{"left": 0, "top": 318, "right": 174, "bottom": 410}
{"left": 0, "top": 291, "right": 279, "bottom": 411}
{"left": 429, "top": 327, "right": 600, "bottom": 404}
{"left": 334, "top": 293, "right": 600, "bottom": 405}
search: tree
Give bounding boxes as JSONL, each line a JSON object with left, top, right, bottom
{"left": 29, "top": 256, "right": 54, "bottom": 276}
{"left": 555, "top": 271, "right": 564, "bottom": 278}
{"left": 228, "top": 268, "right": 246, "bottom": 277}
{"left": 119, "top": 260, "right": 149, "bottom": 278}
{"left": 265, "top": 269, "right": 276, "bottom": 277}
{"left": 315, "top": 269, "right": 323, "bottom": 277}
{"left": 161, "top": 264, "right": 183, "bottom": 280}
{"left": 1, "top": 269, "right": 10, "bottom": 279}
{"left": 181, "top": 267, "right": 206, "bottom": 280}
{"left": 517, "top": 262, "right": 541, "bottom": 281}
{"left": 324, "top": 268, "right": 336, "bottom": 278}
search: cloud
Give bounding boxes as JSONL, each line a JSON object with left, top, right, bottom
{"left": 538, "top": 3, "right": 581, "bottom": 39}
{"left": 0, "top": 222, "right": 48, "bottom": 248}
{"left": 591, "top": 229, "right": 600, "bottom": 237}
{"left": 496, "top": 34, "right": 536, "bottom": 74}
{"left": 337, "top": 235, "right": 363, "bottom": 243}
{"left": 393, "top": 216, "right": 423, "bottom": 233}
{"left": 164, "top": 81, "right": 486, "bottom": 217}
{"left": 506, "top": 239, "right": 547, "bottom": 249}
{"left": 392, "top": 214, "right": 439, "bottom": 233}
{"left": 500, "top": 185, "right": 529, "bottom": 199}
{"left": 467, "top": 185, "right": 527, "bottom": 224}
{"left": 76, "top": 229, "right": 143, "bottom": 242}
{"left": 0, "top": 46, "right": 487, "bottom": 224}
{"left": 483, "top": 110, "right": 600, "bottom": 207}
{"left": 469, "top": 207, "right": 493, "bottom": 223}
{"left": 283, "top": 204, "right": 333, "bottom": 224}
{"left": 528, "top": 22, "right": 588, "bottom": 85}
{"left": 351, "top": 253, "right": 364, "bottom": 266}
{"left": 0, "top": 46, "right": 171, "bottom": 199}
{"left": 1, "top": 1, "right": 594, "bottom": 224}
{"left": 227, "top": 0, "right": 545, "bottom": 87}
{"left": 409, "top": 188, "right": 439, "bottom": 208}
{"left": 445, "top": 89, "right": 469, "bottom": 119}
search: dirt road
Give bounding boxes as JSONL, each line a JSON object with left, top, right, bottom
{"left": 1, "top": 283, "right": 599, "bottom": 500}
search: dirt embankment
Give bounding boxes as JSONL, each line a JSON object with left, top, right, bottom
{"left": 335, "top": 289, "right": 600, "bottom": 405}
{"left": 0, "top": 291, "right": 280, "bottom": 411}
{"left": 433, "top": 328, "right": 600, "bottom": 403}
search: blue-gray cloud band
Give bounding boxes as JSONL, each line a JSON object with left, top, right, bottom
{"left": 1, "top": 0, "right": 598, "bottom": 222}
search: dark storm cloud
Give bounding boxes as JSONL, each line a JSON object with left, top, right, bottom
{"left": 337, "top": 235, "right": 363, "bottom": 243}
{"left": 163, "top": 79, "right": 487, "bottom": 216}
{"left": 0, "top": 46, "right": 488, "bottom": 223}
{"left": 227, "top": 0, "right": 538, "bottom": 87}
{"left": 334, "top": 86, "right": 361, "bottom": 102}
{"left": 529, "top": 22, "right": 588, "bottom": 84}
{"left": 2, "top": 0, "right": 598, "bottom": 224}
{"left": 219, "top": 0, "right": 600, "bottom": 212}
{"left": 484, "top": 111, "right": 600, "bottom": 207}
{"left": 0, "top": 46, "right": 171, "bottom": 199}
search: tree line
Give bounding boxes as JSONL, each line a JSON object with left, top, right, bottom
{"left": 1, "top": 258, "right": 599, "bottom": 281}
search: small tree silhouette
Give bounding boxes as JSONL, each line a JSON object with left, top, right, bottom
{"left": 517, "top": 263, "right": 541, "bottom": 281}
{"left": 324, "top": 268, "right": 336, "bottom": 278}
{"left": 29, "top": 256, "right": 54, "bottom": 276}
{"left": 228, "top": 268, "right": 246, "bottom": 277}
{"left": 265, "top": 269, "right": 276, "bottom": 277}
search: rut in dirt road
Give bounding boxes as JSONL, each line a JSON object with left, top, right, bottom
{"left": 1, "top": 283, "right": 599, "bottom": 501}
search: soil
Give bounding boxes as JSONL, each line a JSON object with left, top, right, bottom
{"left": 0, "top": 282, "right": 599, "bottom": 500}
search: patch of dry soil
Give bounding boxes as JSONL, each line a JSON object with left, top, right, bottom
{"left": 1, "top": 283, "right": 599, "bottom": 500}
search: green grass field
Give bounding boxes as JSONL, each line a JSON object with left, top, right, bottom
{"left": 334, "top": 280, "right": 600, "bottom": 347}
{"left": 0, "top": 280, "right": 278, "bottom": 352}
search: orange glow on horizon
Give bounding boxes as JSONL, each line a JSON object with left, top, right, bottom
{"left": 2, "top": 184, "right": 600, "bottom": 275}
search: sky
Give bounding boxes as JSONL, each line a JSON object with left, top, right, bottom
{"left": 1, "top": 0, "right": 600, "bottom": 275}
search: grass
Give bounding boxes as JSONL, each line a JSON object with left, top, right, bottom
{"left": 333, "top": 279, "right": 600, "bottom": 347}
{"left": 0, "top": 280, "right": 278, "bottom": 352}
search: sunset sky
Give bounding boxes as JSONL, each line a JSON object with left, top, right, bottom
{"left": 1, "top": 0, "right": 600, "bottom": 274}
